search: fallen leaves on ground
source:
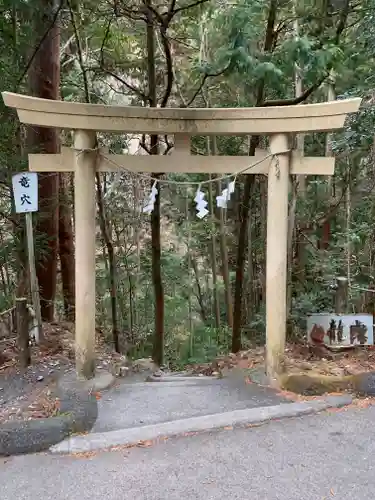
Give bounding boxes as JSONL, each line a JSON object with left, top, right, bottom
{"left": 0, "top": 383, "right": 60, "bottom": 423}
{"left": 137, "top": 440, "right": 154, "bottom": 448}
{"left": 0, "top": 321, "right": 129, "bottom": 422}
{"left": 245, "top": 422, "right": 264, "bottom": 429}
{"left": 188, "top": 346, "right": 265, "bottom": 376}
{"left": 69, "top": 450, "right": 98, "bottom": 459}
{"left": 190, "top": 343, "right": 375, "bottom": 382}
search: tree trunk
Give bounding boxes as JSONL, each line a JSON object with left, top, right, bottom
{"left": 346, "top": 160, "right": 351, "bottom": 286}
{"left": 291, "top": 12, "right": 306, "bottom": 303}
{"left": 232, "top": 0, "right": 277, "bottom": 352}
{"left": 59, "top": 173, "right": 75, "bottom": 320}
{"left": 133, "top": 178, "right": 141, "bottom": 333}
{"left": 15, "top": 220, "right": 29, "bottom": 298}
{"left": 10, "top": 0, "right": 29, "bottom": 302}
{"left": 326, "top": 74, "right": 336, "bottom": 194}
{"left": 258, "top": 177, "right": 267, "bottom": 303}
{"left": 191, "top": 256, "right": 207, "bottom": 323}
{"left": 218, "top": 203, "right": 234, "bottom": 328}
{"left": 150, "top": 150, "right": 164, "bottom": 365}
{"left": 16, "top": 298, "right": 31, "bottom": 368}
{"left": 232, "top": 138, "right": 258, "bottom": 352}
{"left": 287, "top": 178, "right": 298, "bottom": 317}
{"left": 28, "top": 0, "right": 60, "bottom": 321}
{"left": 96, "top": 174, "right": 120, "bottom": 353}
{"left": 209, "top": 189, "right": 221, "bottom": 330}
{"left": 186, "top": 195, "right": 194, "bottom": 355}
{"left": 68, "top": 0, "right": 120, "bottom": 351}
{"left": 145, "top": 1, "right": 164, "bottom": 366}
{"left": 212, "top": 137, "right": 233, "bottom": 330}
{"left": 319, "top": 75, "right": 336, "bottom": 250}
{"left": 207, "top": 139, "right": 220, "bottom": 330}
{"left": 0, "top": 229, "right": 11, "bottom": 298}
{"left": 245, "top": 195, "right": 254, "bottom": 324}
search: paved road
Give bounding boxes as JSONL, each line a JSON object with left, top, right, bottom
{"left": 2, "top": 405, "right": 375, "bottom": 499}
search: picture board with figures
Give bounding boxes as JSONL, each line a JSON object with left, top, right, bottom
{"left": 307, "top": 313, "right": 374, "bottom": 347}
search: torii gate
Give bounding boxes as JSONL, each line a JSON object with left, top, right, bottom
{"left": 2, "top": 92, "right": 361, "bottom": 384}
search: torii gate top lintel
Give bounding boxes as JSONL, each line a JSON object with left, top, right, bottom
{"left": 2, "top": 91, "right": 361, "bottom": 135}
{"left": 2, "top": 90, "right": 362, "bottom": 385}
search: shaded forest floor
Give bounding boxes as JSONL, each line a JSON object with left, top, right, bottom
{"left": 0, "top": 322, "right": 124, "bottom": 423}
{"left": 189, "top": 343, "right": 375, "bottom": 378}
{"left": 2, "top": 322, "right": 375, "bottom": 423}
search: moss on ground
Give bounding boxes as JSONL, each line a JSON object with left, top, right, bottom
{"left": 280, "top": 371, "right": 375, "bottom": 396}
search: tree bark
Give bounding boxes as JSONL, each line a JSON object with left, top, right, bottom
{"left": 68, "top": 0, "right": 120, "bottom": 353}
{"left": 245, "top": 188, "right": 255, "bottom": 324}
{"left": 288, "top": 12, "right": 304, "bottom": 316}
{"left": 191, "top": 256, "right": 207, "bottom": 323}
{"left": 232, "top": 140, "right": 258, "bottom": 352}
{"left": 133, "top": 179, "right": 141, "bottom": 334}
{"left": 150, "top": 140, "right": 164, "bottom": 366}
{"left": 207, "top": 139, "right": 221, "bottom": 330}
{"left": 145, "top": 0, "right": 164, "bottom": 366}
{"left": 16, "top": 298, "right": 31, "bottom": 368}
{"left": 96, "top": 173, "right": 120, "bottom": 353}
{"left": 28, "top": 0, "right": 60, "bottom": 321}
{"left": 212, "top": 137, "right": 233, "bottom": 330}
{"left": 287, "top": 179, "right": 297, "bottom": 317}
{"left": 232, "top": 0, "right": 277, "bottom": 352}
{"left": 59, "top": 173, "right": 75, "bottom": 320}
{"left": 319, "top": 76, "right": 336, "bottom": 250}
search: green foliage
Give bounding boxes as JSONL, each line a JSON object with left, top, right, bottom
{"left": 3, "top": 0, "right": 375, "bottom": 366}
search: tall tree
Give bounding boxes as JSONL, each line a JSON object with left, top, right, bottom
{"left": 232, "top": 0, "right": 278, "bottom": 353}
{"left": 28, "top": 0, "right": 61, "bottom": 321}
{"left": 230, "top": 0, "right": 355, "bottom": 351}
{"left": 59, "top": 173, "right": 75, "bottom": 320}
{"left": 145, "top": 0, "right": 164, "bottom": 366}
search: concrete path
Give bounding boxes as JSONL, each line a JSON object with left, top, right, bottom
{"left": 51, "top": 371, "right": 351, "bottom": 454}
{"left": 2, "top": 404, "right": 374, "bottom": 499}
{"left": 92, "top": 375, "right": 290, "bottom": 432}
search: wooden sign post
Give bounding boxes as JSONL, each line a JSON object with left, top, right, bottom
{"left": 12, "top": 171, "right": 43, "bottom": 343}
{"left": 3, "top": 91, "right": 361, "bottom": 384}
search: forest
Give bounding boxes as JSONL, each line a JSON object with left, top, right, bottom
{"left": 0, "top": 0, "right": 374, "bottom": 370}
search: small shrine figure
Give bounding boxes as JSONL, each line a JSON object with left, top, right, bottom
{"left": 327, "top": 319, "right": 336, "bottom": 344}
{"left": 350, "top": 320, "right": 368, "bottom": 345}
{"left": 337, "top": 320, "right": 344, "bottom": 343}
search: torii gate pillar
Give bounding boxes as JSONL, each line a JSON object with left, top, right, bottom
{"left": 267, "top": 134, "right": 290, "bottom": 384}
{"left": 74, "top": 130, "right": 97, "bottom": 379}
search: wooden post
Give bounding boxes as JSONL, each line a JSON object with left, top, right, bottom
{"left": 25, "top": 212, "right": 43, "bottom": 342}
{"left": 74, "top": 130, "right": 97, "bottom": 379}
{"left": 16, "top": 297, "right": 31, "bottom": 368}
{"left": 266, "top": 134, "right": 290, "bottom": 385}
{"left": 335, "top": 276, "right": 348, "bottom": 314}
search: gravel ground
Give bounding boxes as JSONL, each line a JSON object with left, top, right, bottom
{"left": 0, "top": 358, "right": 71, "bottom": 421}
